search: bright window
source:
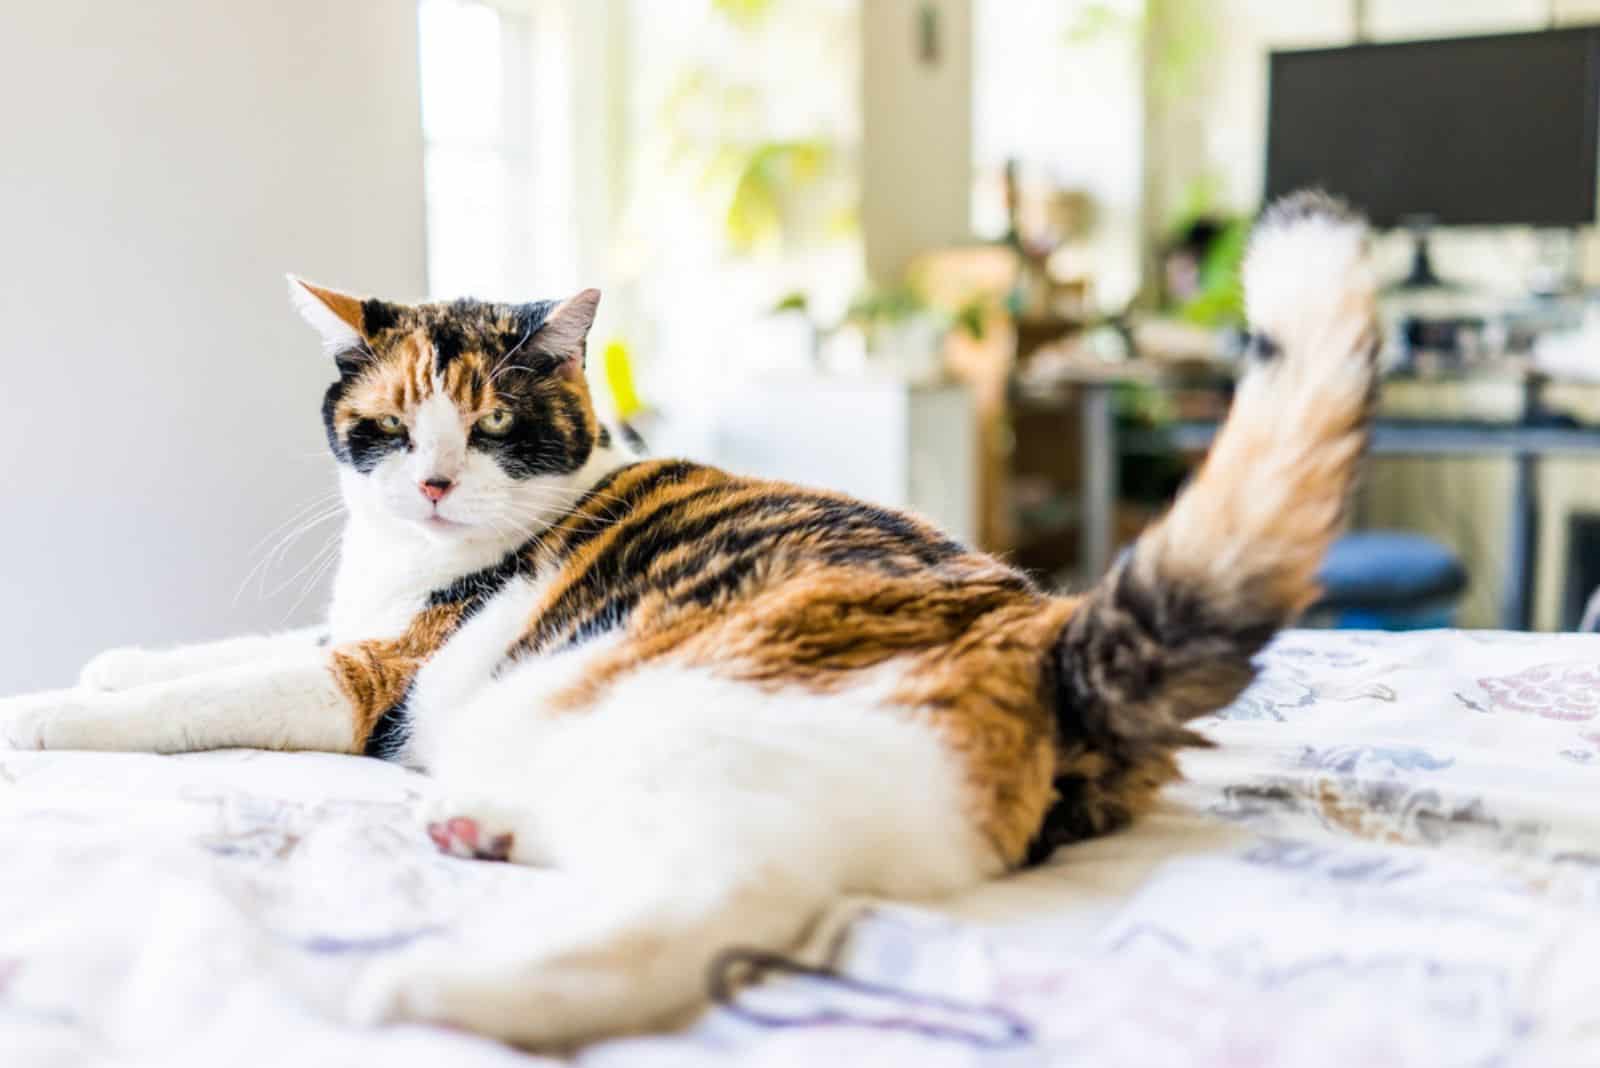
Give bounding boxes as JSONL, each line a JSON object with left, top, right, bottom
{"left": 417, "top": 0, "right": 578, "bottom": 301}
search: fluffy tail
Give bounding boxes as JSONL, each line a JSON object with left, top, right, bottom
{"left": 1037, "top": 192, "right": 1378, "bottom": 852}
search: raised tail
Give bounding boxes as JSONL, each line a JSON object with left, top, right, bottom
{"left": 1034, "top": 192, "right": 1379, "bottom": 855}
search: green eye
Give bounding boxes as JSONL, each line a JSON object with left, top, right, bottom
{"left": 477, "top": 408, "right": 514, "bottom": 435}
{"left": 377, "top": 414, "right": 405, "bottom": 435}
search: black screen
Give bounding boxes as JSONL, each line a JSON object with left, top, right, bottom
{"left": 1265, "top": 28, "right": 1600, "bottom": 227}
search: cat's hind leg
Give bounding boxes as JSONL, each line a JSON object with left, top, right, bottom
{"left": 355, "top": 661, "right": 998, "bottom": 1047}
{"left": 351, "top": 853, "right": 828, "bottom": 1045}
{"left": 419, "top": 794, "right": 542, "bottom": 864}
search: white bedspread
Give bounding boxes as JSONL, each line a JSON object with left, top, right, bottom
{"left": 5, "top": 630, "right": 1600, "bottom": 1066}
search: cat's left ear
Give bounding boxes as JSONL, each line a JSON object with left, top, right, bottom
{"left": 534, "top": 288, "right": 601, "bottom": 377}
{"left": 287, "top": 275, "right": 365, "bottom": 354}
{"left": 286, "top": 276, "right": 402, "bottom": 364}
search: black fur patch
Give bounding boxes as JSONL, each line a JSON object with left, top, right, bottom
{"left": 362, "top": 299, "right": 401, "bottom": 335}
{"left": 619, "top": 422, "right": 649, "bottom": 453}
{"left": 427, "top": 543, "right": 538, "bottom": 612}
{"left": 504, "top": 300, "right": 556, "bottom": 355}
{"left": 470, "top": 389, "right": 593, "bottom": 479}
{"left": 430, "top": 319, "right": 468, "bottom": 371}
{"left": 1244, "top": 332, "right": 1281, "bottom": 362}
{"left": 343, "top": 417, "right": 409, "bottom": 474}
{"left": 363, "top": 690, "right": 411, "bottom": 760}
{"left": 1024, "top": 773, "right": 1126, "bottom": 864}
{"left": 321, "top": 375, "right": 408, "bottom": 472}
{"left": 329, "top": 344, "right": 372, "bottom": 381}
{"left": 321, "top": 383, "right": 351, "bottom": 464}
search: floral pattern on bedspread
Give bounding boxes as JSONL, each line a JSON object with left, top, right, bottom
{"left": 1478, "top": 662, "right": 1600, "bottom": 721}
{"left": 4, "top": 629, "right": 1600, "bottom": 1067}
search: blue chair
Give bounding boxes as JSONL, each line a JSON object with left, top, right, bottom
{"left": 1312, "top": 531, "right": 1468, "bottom": 630}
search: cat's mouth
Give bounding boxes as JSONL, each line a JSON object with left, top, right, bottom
{"left": 421, "top": 514, "right": 471, "bottom": 532}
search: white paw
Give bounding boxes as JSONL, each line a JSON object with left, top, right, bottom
{"left": 347, "top": 958, "right": 418, "bottom": 1028}
{"left": 347, "top": 951, "right": 463, "bottom": 1030}
{"left": 348, "top": 952, "right": 590, "bottom": 1048}
{"left": 78, "top": 647, "right": 163, "bottom": 692}
{"left": 0, "top": 696, "right": 48, "bottom": 750}
{"left": 349, "top": 924, "right": 674, "bottom": 1047}
{"left": 0, "top": 690, "right": 97, "bottom": 750}
{"left": 418, "top": 793, "right": 546, "bottom": 865}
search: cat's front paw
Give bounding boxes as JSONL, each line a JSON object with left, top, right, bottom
{"left": 0, "top": 696, "right": 48, "bottom": 750}
{"left": 78, "top": 647, "right": 163, "bottom": 692}
{"left": 0, "top": 690, "right": 100, "bottom": 750}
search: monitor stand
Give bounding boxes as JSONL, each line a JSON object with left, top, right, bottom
{"left": 1387, "top": 215, "right": 1460, "bottom": 291}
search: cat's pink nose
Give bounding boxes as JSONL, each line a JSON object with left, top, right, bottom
{"left": 419, "top": 478, "right": 455, "bottom": 503}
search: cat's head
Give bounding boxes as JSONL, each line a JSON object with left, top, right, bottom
{"left": 289, "top": 278, "right": 608, "bottom": 541}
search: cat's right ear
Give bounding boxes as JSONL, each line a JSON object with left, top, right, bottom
{"left": 286, "top": 276, "right": 387, "bottom": 365}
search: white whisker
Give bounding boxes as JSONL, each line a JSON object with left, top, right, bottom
{"left": 236, "top": 505, "right": 346, "bottom": 606}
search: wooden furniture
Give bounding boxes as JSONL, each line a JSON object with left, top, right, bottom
{"left": 907, "top": 246, "right": 1092, "bottom": 560}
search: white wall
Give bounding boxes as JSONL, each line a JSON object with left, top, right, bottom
{"left": 0, "top": 0, "right": 427, "bottom": 691}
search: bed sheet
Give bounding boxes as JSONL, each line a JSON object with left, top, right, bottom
{"left": 4, "top": 629, "right": 1600, "bottom": 1067}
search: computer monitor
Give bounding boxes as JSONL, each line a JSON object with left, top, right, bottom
{"left": 1265, "top": 28, "right": 1600, "bottom": 284}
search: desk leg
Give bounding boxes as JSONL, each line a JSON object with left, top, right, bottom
{"left": 1501, "top": 451, "right": 1539, "bottom": 630}
{"left": 1081, "top": 383, "right": 1116, "bottom": 583}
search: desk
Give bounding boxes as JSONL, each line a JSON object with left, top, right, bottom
{"left": 1073, "top": 377, "right": 1600, "bottom": 630}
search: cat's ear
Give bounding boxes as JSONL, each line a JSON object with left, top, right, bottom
{"left": 286, "top": 275, "right": 377, "bottom": 357}
{"left": 534, "top": 288, "right": 601, "bottom": 377}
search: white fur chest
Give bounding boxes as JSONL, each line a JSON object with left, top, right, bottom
{"left": 324, "top": 449, "right": 630, "bottom": 646}
{"left": 326, "top": 508, "right": 529, "bottom": 644}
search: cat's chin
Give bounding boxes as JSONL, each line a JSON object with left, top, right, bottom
{"left": 357, "top": 505, "right": 479, "bottom": 543}
{"left": 410, "top": 513, "right": 530, "bottom": 551}
{"left": 411, "top": 513, "right": 492, "bottom": 544}
{"left": 344, "top": 494, "right": 530, "bottom": 554}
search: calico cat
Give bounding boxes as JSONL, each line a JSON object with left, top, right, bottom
{"left": 0, "top": 192, "right": 1377, "bottom": 1047}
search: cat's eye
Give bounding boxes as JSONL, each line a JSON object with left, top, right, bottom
{"left": 477, "top": 409, "right": 514, "bottom": 436}
{"left": 377, "top": 414, "right": 405, "bottom": 435}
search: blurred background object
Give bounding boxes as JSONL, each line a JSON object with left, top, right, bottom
{"left": 10, "top": 0, "right": 1600, "bottom": 691}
